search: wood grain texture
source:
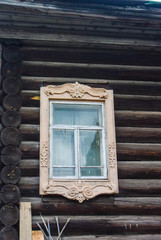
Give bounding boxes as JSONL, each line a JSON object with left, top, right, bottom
{"left": 0, "top": 204, "right": 19, "bottom": 226}
{"left": 20, "top": 202, "right": 32, "bottom": 240}
{"left": 0, "top": 226, "right": 18, "bottom": 240}
{"left": 19, "top": 177, "right": 161, "bottom": 197}
{"left": 32, "top": 215, "right": 161, "bottom": 235}
{"left": 20, "top": 141, "right": 161, "bottom": 160}
{"left": 21, "top": 196, "right": 161, "bottom": 216}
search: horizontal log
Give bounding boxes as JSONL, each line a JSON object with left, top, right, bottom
{"left": 1, "top": 12, "right": 161, "bottom": 42}
{"left": 20, "top": 90, "right": 161, "bottom": 111}
{"left": 20, "top": 159, "right": 39, "bottom": 176}
{"left": 20, "top": 141, "right": 161, "bottom": 160}
{"left": 20, "top": 107, "right": 161, "bottom": 127}
{"left": 20, "top": 107, "right": 39, "bottom": 124}
{"left": 118, "top": 162, "right": 161, "bottom": 179}
{"left": 1, "top": 27, "right": 161, "bottom": 51}
{"left": 21, "top": 76, "right": 161, "bottom": 96}
{"left": 21, "top": 46, "right": 161, "bottom": 66}
{"left": 32, "top": 215, "right": 161, "bottom": 235}
{"left": 20, "top": 141, "right": 39, "bottom": 159}
{"left": 20, "top": 124, "right": 39, "bottom": 141}
{"left": 19, "top": 160, "right": 161, "bottom": 179}
{"left": 21, "top": 196, "right": 161, "bottom": 215}
{"left": 115, "top": 111, "right": 161, "bottom": 128}
{"left": 117, "top": 143, "right": 161, "bottom": 160}
{"left": 116, "top": 127, "right": 161, "bottom": 143}
{"left": 22, "top": 61, "right": 161, "bottom": 81}
{"left": 18, "top": 123, "right": 161, "bottom": 143}
{"left": 19, "top": 177, "right": 161, "bottom": 197}
{"left": 46, "top": 235, "right": 161, "bottom": 240}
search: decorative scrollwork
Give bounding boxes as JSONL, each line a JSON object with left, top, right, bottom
{"left": 44, "top": 82, "right": 108, "bottom": 99}
{"left": 68, "top": 181, "right": 93, "bottom": 203}
{"left": 108, "top": 143, "right": 116, "bottom": 168}
{"left": 40, "top": 142, "right": 48, "bottom": 167}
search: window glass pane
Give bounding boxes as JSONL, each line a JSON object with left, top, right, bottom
{"left": 53, "top": 168, "right": 75, "bottom": 177}
{"left": 80, "top": 130, "right": 103, "bottom": 168}
{"left": 52, "top": 103, "right": 102, "bottom": 126}
{"left": 81, "top": 168, "right": 103, "bottom": 177}
{"left": 51, "top": 130, "right": 75, "bottom": 167}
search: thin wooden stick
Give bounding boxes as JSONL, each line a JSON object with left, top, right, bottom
{"left": 55, "top": 217, "right": 61, "bottom": 240}
{"left": 36, "top": 222, "right": 48, "bottom": 240}
{"left": 57, "top": 218, "right": 70, "bottom": 240}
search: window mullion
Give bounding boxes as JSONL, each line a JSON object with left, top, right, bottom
{"left": 76, "top": 127, "right": 80, "bottom": 179}
{"left": 75, "top": 127, "right": 79, "bottom": 179}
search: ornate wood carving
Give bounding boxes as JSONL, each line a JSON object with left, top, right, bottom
{"left": 41, "top": 180, "right": 117, "bottom": 203}
{"left": 44, "top": 82, "right": 108, "bottom": 99}
{"left": 40, "top": 142, "right": 48, "bottom": 168}
{"left": 109, "top": 143, "right": 116, "bottom": 168}
{"left": 40, "top": 84, "right": 118, "bottom": 202}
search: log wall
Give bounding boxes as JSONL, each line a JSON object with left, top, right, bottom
{"left": 0, "top": 42, "right": 22, "bottom": 240}
{"left": 16, "top": 43, "right": 161, "bottom": 239}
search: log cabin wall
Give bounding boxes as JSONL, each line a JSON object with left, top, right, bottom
{"left": 0, "top": 0, "right": 161, "bottom": 239}
{"left": 0, "top": 42, "right": 22, "bottom": 239}
{"left": 18, "top": 44, "right": 161, "bottom": 239}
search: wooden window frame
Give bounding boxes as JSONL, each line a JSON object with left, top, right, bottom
{"left": 40, "top": 82, "right": 118, "bottom": 203}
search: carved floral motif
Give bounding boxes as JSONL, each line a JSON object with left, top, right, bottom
{"left": 40, "top": 142, "right": 48, "bottom": 167}
{"left": 108, "top": 143, "right": 116, "bottom": 168}
{"left": 44, "top": 82, "right": 108, "bottom": 99}
{"left": 67, "top": 181, "right": 93, "bottom": 203}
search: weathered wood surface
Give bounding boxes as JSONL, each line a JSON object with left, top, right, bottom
{"left": 19, "top": 160, "right": 161, "bottom": 179}
{"left": 20, "top": 90, "right": 161, "bottom": 112}
{"left": 21, "top": 61, "right": 161, "bottom": 81}
{"left": 1, "top": 127, "right": 21, "bottom": 146}
{"left": 18, "top": 123, "right": 161, "bottom": 143}
{"left": 20, "top": 107, "right": 161, "bottom": 127}
{"left": 20, "top": 141, "right": 161, "bottom": 160}
{"left": 3, "top": 78, "right": 22, "bottom": 95}
{"left": 20, "top": 202, "right": 32, "bottom": 240}
{"left": 1, "top": 145, "right": 21, "bottom": 165}
{"left": 32, "top": 215, "right": 161, "bottom": 235}
{"left": 0, "top": 226, "right": 18, "bottom": 240}
{"left": 21, "top": 196, "right": 161, "bottom": 216}
{"left": 3, "top": 46, "right": 21, "bottom": 62}
{"left": 2, "top": 62, "right": 21, "bottom": 78}
{"left": 19, "top": 177, "right": 161, "bottom": 197}
{"left": 0, "top": 204, "right": 19, "bottom": 226}
{"left": 21, "top": 46, "right": 161, "bottom": 66}
{"left": 0, "top": 184, "right": 20, "bottom": 204}
{"left": 2, "top": 110, "right": 21, "bottom": 127}
{"left": 21, "top": 76, "right": 161, "bottom": 95}
{"left": 44, "top": 235, "right": 161, "bottom": 240}
{"left": 1, "top": 165, "right": 21, "bottom": 184}
{"left": 3, "top": 95, "right": 21, "bottom": 111}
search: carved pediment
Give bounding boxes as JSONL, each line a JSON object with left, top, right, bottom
{"left": 44, "top": 82, "right": 108, "bottom": 99}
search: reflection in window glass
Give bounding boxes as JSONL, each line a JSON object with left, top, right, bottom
{"left": 52, "top": 103, "right": 102, "bottom": 126}
{"left": 50, "top": 102, "right": 106, "bottom": 179}
{"left": 51, "top": 130, "right": 75, "bottom": 166}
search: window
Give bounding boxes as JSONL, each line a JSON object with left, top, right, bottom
{"left": 40, "top": 82, "right": 118, "bottom": 203}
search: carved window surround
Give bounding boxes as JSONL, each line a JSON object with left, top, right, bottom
{"left": 40, "top": 82, "right": 118, "bottom": 203}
